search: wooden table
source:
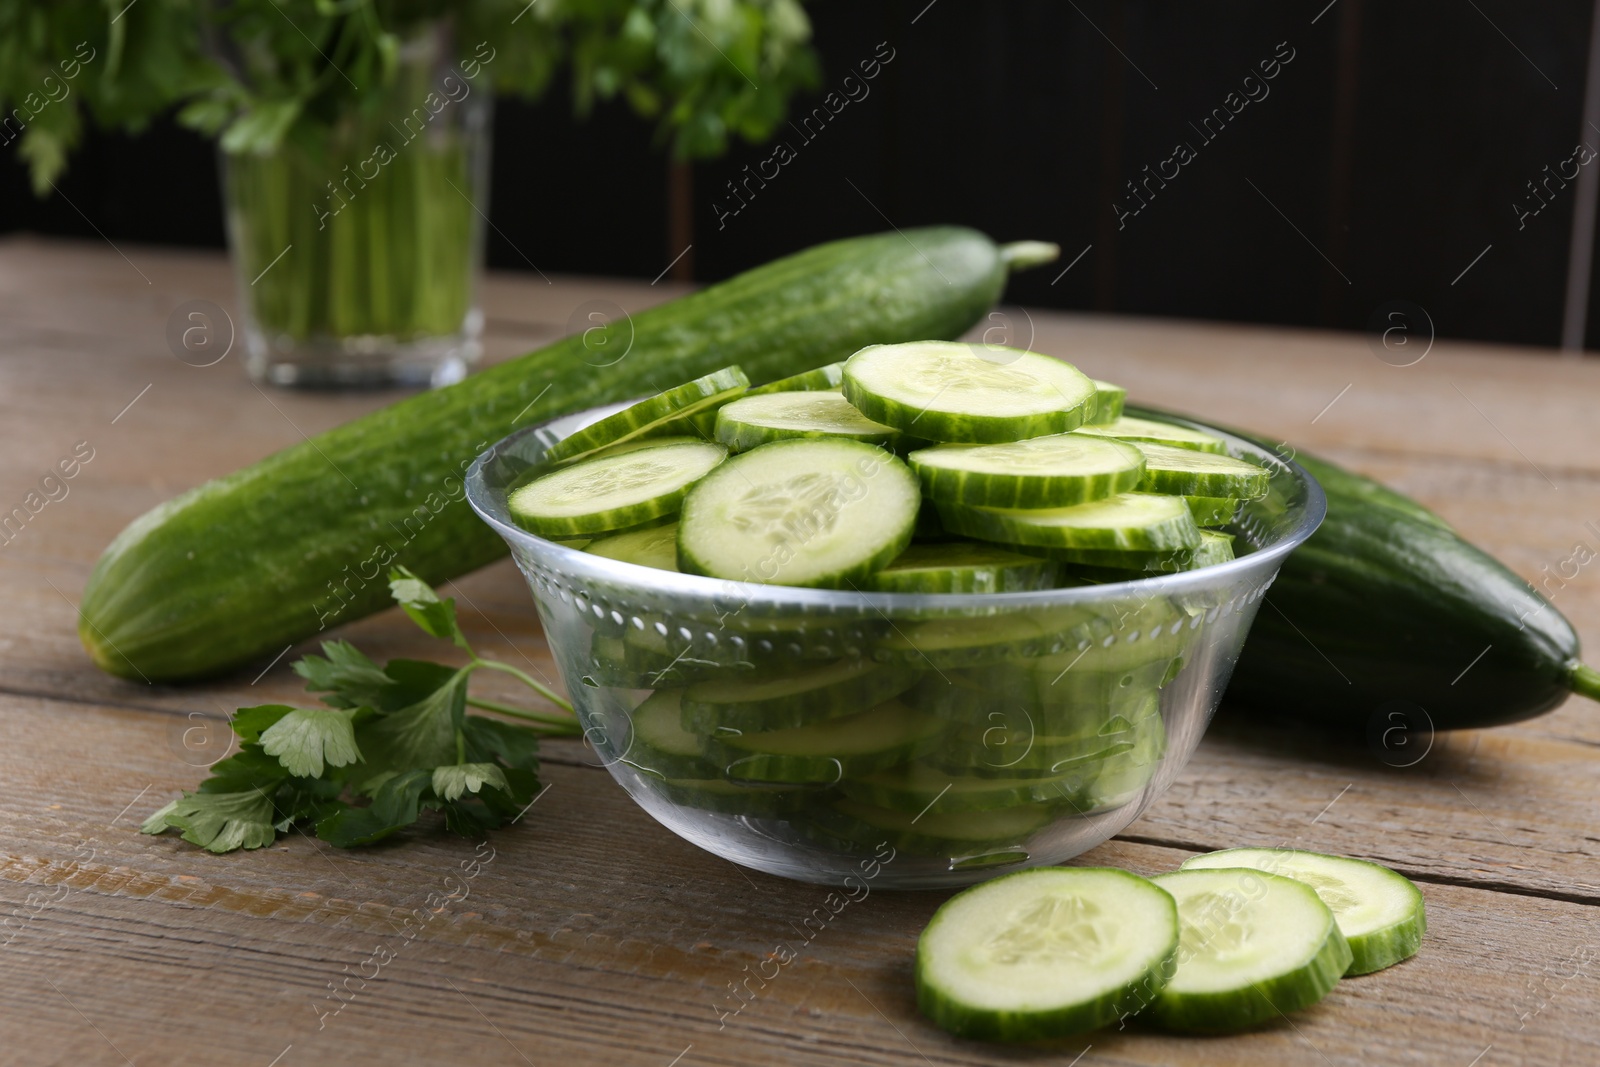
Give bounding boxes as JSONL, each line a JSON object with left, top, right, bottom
{"left": 2, "top": 238, "right": 1597, "bottom": 1067}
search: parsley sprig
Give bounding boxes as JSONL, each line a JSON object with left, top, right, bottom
{"left": 143, "top": 567, "right": 579, "bottom": 853}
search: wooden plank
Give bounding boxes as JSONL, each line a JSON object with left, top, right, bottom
{"left": 1, "top": 693, "right": 1595, "bottom": 1067}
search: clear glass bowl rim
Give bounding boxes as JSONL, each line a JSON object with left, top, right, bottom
{"left": 464, "top": 404, "right": 1327, "bottom": 611}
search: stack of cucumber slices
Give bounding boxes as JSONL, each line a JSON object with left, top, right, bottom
{"left": 499, "top": 341, "right": 1275, "bottom": 863}
{"left": 507, "top": 339, "right": 1271, "bottom": 588}
{"left": 916, "top": 849, "right": 1426, "bottom": 1041}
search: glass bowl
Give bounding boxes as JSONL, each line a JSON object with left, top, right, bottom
{"left": 466, "top": 403, "right": 1325, "bottom": 889}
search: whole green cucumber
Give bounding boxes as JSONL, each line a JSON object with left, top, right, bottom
{"left": 81, "top": 228, "right": 1058, "bottom": 682}
{"left": 1225, "top": 438, "right": 1600, "bottom": 730}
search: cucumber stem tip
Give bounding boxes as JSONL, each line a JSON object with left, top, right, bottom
{"left": 1568, "top": 662, "right": 1600, "bottom": 703}
{"left": 999, "top": 240, "right": 1060, "bottom": 272}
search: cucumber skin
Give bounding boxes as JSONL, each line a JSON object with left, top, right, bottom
{"left": 1223, "top": 439, "right": 1582, "bottom": 730}
{"left": 80, "top": 228, "right": 1012, "bottom": 681}
{"left": 1149, "top": 924, "right": 1350, "bottom": 1033}
{"left": 543, "top": 365, "right": 749, "bottom": 464}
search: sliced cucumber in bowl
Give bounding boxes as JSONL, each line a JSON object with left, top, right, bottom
{"left": 714, "top": 391, "right": 905, "bottom": 451}
{"left": 843, "top": 341, "right": 1098, "bottom": 443}
{"left": 544, "top": 365, "right": 750, "bottom": 464}
{"left": 840, "top": 755, "right": 1109, "bottom": 815}
{"left": 909, "top": 433, "right": 1146, "bottom": 509}
{"left": 866, "top": 541, "right": 1059, "bottom": 594}
{"left": 1185, "top": 495, "right": 1241, "bottom": 527}
{"left": 680, "top": 657, "right": 921, "bottom": 732}
{"left": 676, "top": 438, "right": 921, "bottom": 588}
{"left": 1134, "top": 441, "right": 1271, "bottom": 500}
{"left": 938, "top": 492, "right": 1203, "bottom": 553}
{"left": 708, "top": 698, "right": 949, "bottom": 784}
{"left": 620, "top": 688, "right": 718, "bottom": 779}
{"left": 1088, "top": 379, "right": 1126, "bottom": 424}
{"left": 1074, "top": 414, "right": 1228, "bottom": 454}
{"left": 509, "top": 437, "right": 726, "bottom": 537}
{"left": 871, "top": 604, "right": 1103, "bottom": 669}
{"left": 585, "top": 521, "right": 681, "bottom": 572}
{"left": 745, "top": 361, "right": 846, "bottom": 396}
{"left": 808, "top": 797, "right": 1056, "bottom": 859}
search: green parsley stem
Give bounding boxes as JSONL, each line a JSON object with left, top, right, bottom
{"left": 464, "top": 695, "right": 583, "bottom": 735}
{"left": 470, "top": 658, "right": 574, "bottom": 714}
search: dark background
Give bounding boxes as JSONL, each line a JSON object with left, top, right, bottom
{"left": 4, "top": 0, "right": 1595, "bottom": 350}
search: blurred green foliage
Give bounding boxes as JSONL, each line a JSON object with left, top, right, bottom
{"left": 0, "top": 0, "right": 819, "bottom": 195}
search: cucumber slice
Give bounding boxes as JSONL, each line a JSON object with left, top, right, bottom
{"left": 867, "top": 542, "right": 1058, "bottom": 594}
{"left": 908, "top": 434, "right": 1146, "bottom": 509}
{"left": 681, "top": 658, "right": 920, "bottom": 732}
{"left": 873, "top": 615, "right": 1046, "bottom": 669}
{"left": 622, "top": 689, "right": 716, "bottom": 778}
{"left": 676, "top": 439, "right": 920, "bottom": 588}
{"left": 710, "top": 699, "right": 948, "bottom": 784}
{"left": 938, "top": 493, "right": 1202, "bottom": 552}
{"left": 714, "top": 391, "right": 903, "bottom": 452}
{"left": 1044, "top": 529, "right": 1237, "bottom": 575}
{"left": 746, "top": 362, "right": 846, "bottom": 395}
{"left": 1074, "top": 709, "right": 1166, "bottom": 811}
{"left": 1088, "top": 379, "right": 1126, "bottom": 425}
{"left": 931, "top": 729, "right": 1136, "bottom": 778}
{"left": 909, "top": 656, "right": 1166, "bottom": 713}
{"left": 650, "top": 775, "right": 809, "bottom": 816}
{"left": 1075, "top": 415, "right": 1227, "bottom": 454}
{"left": 1180, "top": 848, "right": 1426, "bottom": 975}
{"left": 915, "top": 867, "right": 1180, "bottom": 1041}
{"left": 842, "top": 341, "right": 1096, "bottom": 443}
{"left": 508, "top": 438, "right": 727, "bottom": 537}
{"left": 1147, "top": 868, "right": 1352, "bottom": 1033}
{"left": 582, "top": 632, "right": 724, "bottom": 688}
{"left": 842, "top": 757, "right": 1106, "bottom": 815}
{"left": 818, "top": 797, "right": 1055, "bottom": 857}
{"left": 624, "top": 614, "right": 882, "bottom": 679}
{"left": 544, "top": 366, "right": 749, "bottom": 464}
{"left": 584, "top": 521, "right": 680, "bottom": 572}
{"left": 873, "top": 611, "right": 1072, "bottom": 669}
{"left": 1186, "top": 496, "right": 1241, "bottom": 527}
{"left": 929, "top": 697, "right": 1160, "bottom": 778}
{"left": 1194, "top": 529, "right": 1237, "bottom": 564}
{"left": 1134, "top": 442, "right": 1270, "bottom": 500}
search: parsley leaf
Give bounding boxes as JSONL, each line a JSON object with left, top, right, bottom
{"left": 259, "top": 707, "right": 365, "bottom": 778}
{"left": 377, "top": 659, "right": 461, "bottom": 710}
{"left": 431, "top": 762, "right": 510, "bottom": 802}
{"left": 439, "top": 766, "right": 540, "bottom": 837}
{"left": 196, "top": 746, "right": 292, "bottom": 794}
{"left": 294, "top": 641, "right": 393, "bottom": 709}
{"left": 389, "top": 566, "right": 470, "bottom": 651}
{"left": 315, "top": 770, "right": 433, "bottom": 847}
{"left": 462, "top": 716, "right": 542, "bottom": 773}
{"left": 143, "top": 791, "right": 278, "bottom": 853}
{"left": 352, "top": 672, "right": 468, "bottom": 792}
{"left": 229, "top": 704, "right": 294, "bottom": 743}
{"left": 272, "top": 776, "right": 346, "bottom": 832}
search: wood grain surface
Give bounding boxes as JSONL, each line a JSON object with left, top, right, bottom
{"left": 1, "top": 238, "right": 1596, "bottom": 1066}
